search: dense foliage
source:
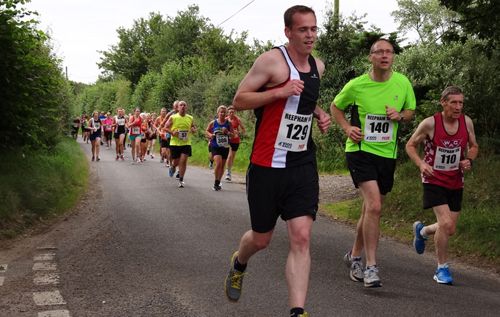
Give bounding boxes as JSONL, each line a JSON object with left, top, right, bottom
{"left": 440, "top": 0, "right": 500, "bottom": 50}
{"left": 80, "top": 5, "right": 267, "bottom": 132}
{"left": 0, "top": 0, "right": 73, "bottom": 150}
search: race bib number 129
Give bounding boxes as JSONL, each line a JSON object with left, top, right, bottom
{"left": 274, "top": 112, "right": 312, "bottom": 152}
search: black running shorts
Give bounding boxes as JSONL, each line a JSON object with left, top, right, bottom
{"left": 346, "top": 151, "right": 396, "bottom": 195}
{"left": 229, "top": 142, "right": 240, "bottom": 152}
{"left": 160, "top": 139, "right": 169, "bottom": 148}
{"left": 246, "top": 162, "right": 318, "bottom": 233}
{"left": 170, "top": 145, "right": 192, "bottom": 159}
{"left": 423, "top": 183, "right": 463, "bottom": 212}
{"left": 211, "top": 146, "right": 230, "bottom": 160}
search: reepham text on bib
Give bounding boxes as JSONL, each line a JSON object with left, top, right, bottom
{"left": 274, "top": 112, "right": 312, "bottom": 152}
{"left": 433, "top": 146, "right": 461, "bottom": 171}
{"left": 364, "top": 114, "right": 394, "bottom": 142}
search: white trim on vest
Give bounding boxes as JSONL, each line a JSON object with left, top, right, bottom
{"left": 271, "top": 46, "right": 301, "bottom": 168}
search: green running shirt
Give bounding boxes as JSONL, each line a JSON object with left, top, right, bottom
{"left": 333, "top": 72, "right": 416, "bottom": 158}
{"left": 170, "top": 113, "right": 194, "bottom": 146}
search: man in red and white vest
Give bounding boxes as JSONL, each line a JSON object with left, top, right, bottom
{"left": 406, "top": 86, "right": 479, "bottom": 285}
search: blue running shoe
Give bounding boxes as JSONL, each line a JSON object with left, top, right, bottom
{"left": 434, "top": 266, "right": 453, "bottom": 285}
{"left": 413, "top": 221, "right": 427, "bottom": 254}
{"left": 169, "top": 166, "right": 175, "bottom": 177}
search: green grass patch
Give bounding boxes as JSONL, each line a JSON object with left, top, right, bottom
{"left": 0, "top": 138, "right": 88, "bottom": 238}
{"left": 188, "top": 136, "right": 252, "bottom": 173}
{"left": 322, "top": 199, "right": 361, "bottom": 223}
{"left": 321, "top": 153, "right": 500, "bottom": 268}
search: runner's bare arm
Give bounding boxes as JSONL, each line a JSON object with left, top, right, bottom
{"left": 233, "top": 50, "right": 304, "bottom": 110}
{"left": 205, "top": 122, "right": 214, "bottom": 139}
{"left": 239, "top": 118, "right": 246, "bottom": 135}
{"left": 459, "top": 115, "right": 479, "bottom": 170}
{"left": 314, "top": 105, "right": 331, "bottom": 134}
{"left": 405, "top": 117, "right": 434, "bottom": 177}
{"left": 165, "top": 117, "right": 174, "bottom": 135}
{"left": 330, "top": 103, "right": 362, "bottom": 143}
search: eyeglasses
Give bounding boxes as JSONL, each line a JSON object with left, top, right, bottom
{"left": 370, "top": 49, "right": 394, "bottom": 56}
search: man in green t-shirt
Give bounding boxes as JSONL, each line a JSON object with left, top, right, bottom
{"left": 330, "top": 39, "right": 416, "bottom": 288}
{"left": 165, "top": 100, "right": 196, "bottom": 188}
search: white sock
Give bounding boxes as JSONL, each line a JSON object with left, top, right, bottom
{"left": 420, "top": 227, "right": 429, "bottom": 239}
{"left": 437, "top": 263, "right": 449, "bottom": 269}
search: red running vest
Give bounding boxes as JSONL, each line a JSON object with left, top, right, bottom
{"left": 422, "top": 112, "right": 469, "bottom": 189}
{"left": 250, "top": 46, "right": 320, "bottom": 168}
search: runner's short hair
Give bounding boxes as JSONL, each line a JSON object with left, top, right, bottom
{"left": 370, "top": 38, "right": 394, "bottom": 54}
{"left": 217, "top": 105, "right": 227, "bottom": 114}
{"left": 284, "top": 5, "right": 315, "bottom": 28}
{"left": 440, "top": 86, "right": 463, "bottom": 101}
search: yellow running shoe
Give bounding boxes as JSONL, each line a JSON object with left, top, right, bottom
{"left": 224, "top": 251, "right": 245, "bottom": 301}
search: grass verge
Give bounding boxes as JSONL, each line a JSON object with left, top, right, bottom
{"left": 0, "top": 138, "right": 88, "bottom": 239}
{"left": 187, "top": 136, "right": 252, "bottom": 173}
{"left": 321, "top": 154, "right": 500, "bottom": 271}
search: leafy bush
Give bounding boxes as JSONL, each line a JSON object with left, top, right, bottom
{"left": 1, "top": 0, "right": 72, "bottom": 150}
{"left": 0, "top": 139, "right": 88, "bottom": 237}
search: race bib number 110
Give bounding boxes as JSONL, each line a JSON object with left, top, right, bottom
{"left": 433, "top": 146, "right": 461, "bottom": 171}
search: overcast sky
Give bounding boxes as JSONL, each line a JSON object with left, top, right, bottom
{"left": 27, "top": 0, "right": 403, "bottom": 84}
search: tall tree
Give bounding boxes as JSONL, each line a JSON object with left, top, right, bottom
{"left": 392, "top": 0, "right": 461, "bottom": 44}
{"left": 148, "top": 5, "right": 209, "bottom": 71}
{"left": 440, "top": 0, "right": 500, "bottom": 49}
{"left": 98, "top": 12, "right": 165, "bottom": 85}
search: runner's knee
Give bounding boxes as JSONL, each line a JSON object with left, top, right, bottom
{"left": 289, "top": 227, "right": 311, "bottom": 251}
{"left": 251, "top": 233, "right": 272, "bottom": 251}
{"left": 440, "top": 220, "right": 456, "bottom": 236}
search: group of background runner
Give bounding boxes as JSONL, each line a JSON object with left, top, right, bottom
{"left": 77, "top": 98, "right": 247, "bottom": 191}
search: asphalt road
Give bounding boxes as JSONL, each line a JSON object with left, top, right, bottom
{"left": 0, "top": 140, "right": 499, "bottom": 317}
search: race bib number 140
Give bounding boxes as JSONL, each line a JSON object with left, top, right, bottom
{"left": 364, "top": 114, "right": 394, "bottom": 142}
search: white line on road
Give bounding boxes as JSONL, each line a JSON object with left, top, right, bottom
{"left": 33, "top": 290, "right": 67, "bottom": 306}
{"left": 33, "top": 262, "right": 57, "bottom": 271}
{"left": 36, "top": 246, "right": 58, "bottom": 251}
{"left": 38, "top": 309, "right": 71, "bottom": 317}
{"left": 0, "top": 276, "right": 4, "bottom": 286}
{"left": 34, "top": 273, "right": 60, "bottom": 286}
{"left": 34, "top": 253, "right": 56, "bottom": 262}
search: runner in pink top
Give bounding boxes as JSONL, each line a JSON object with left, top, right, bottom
{"left": 103, "top": 112, "right": 114, "bottom": 148}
